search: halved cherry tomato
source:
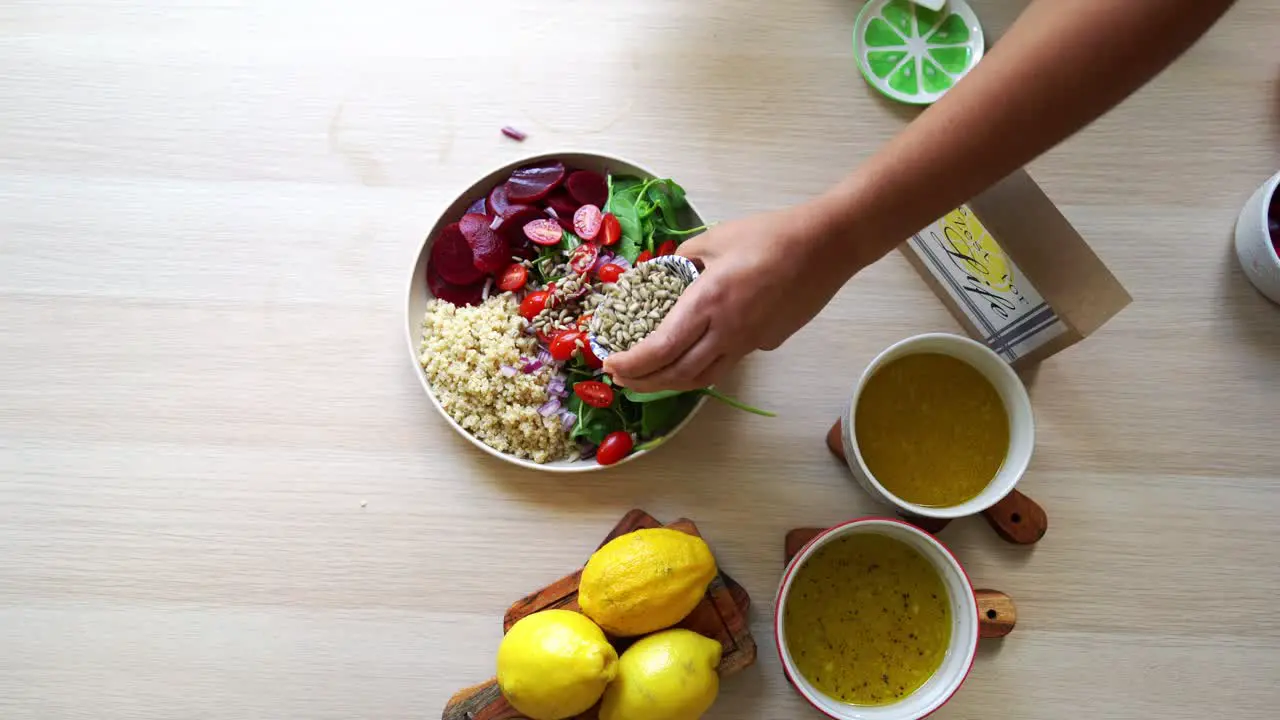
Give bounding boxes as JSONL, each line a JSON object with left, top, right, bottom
{"left": 596, "top": 430, "right": 634, "bottom": 466}
{"left": 549, "top": 330, "right": 585, "bottom": 362}
{"left": 597, "top": 263, "right": 625, "bottom": 284}
{"left": 600, "top": 213, "right": 621, "bottom": 246}
{"left": 519, "top": 290, "right": 551, "bottom": 321}
{"left": 569, "top": 243, "right": 600, "bottom": 275}
{"left": 576, "top": 314, "right": 592, "bottom": 331}
{"left": 573, "top": 380, "right": 614, "bottom": 409}
{"left": 573, "top": 204, "right": 603, "bottom": 241}
{"left": 523, "top": 218, "right": 564, "bottom": 246}
{"left": 497, "top": 264, "right": 528, "bottom": 292}
{"left": 581, "top": 341, "right": 603, "bottom": 369}
{"left": 657, "top": 240, "right": 678, "bottom": 257}
{"left": 636, "top": 250, "right": 653, "bottom": 263}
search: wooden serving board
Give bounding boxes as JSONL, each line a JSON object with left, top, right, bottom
{"left": 442, "top": 509, "right": 756, "bottom": 720}
{"left": 785, "top": 527, "right": 1017, "bottom": 639}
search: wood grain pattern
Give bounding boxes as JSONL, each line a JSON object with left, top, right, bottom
{"left": 444, "top": 511, "right": 755, "bottom": 720}
{"left": 826, "top": 418, "right": 1047, "bottom": 543}
{"left": 783, "top": 528, "right": 1016, "bottom": 639}
{"left": 2, "top": 1, "right": 1279, "bottom": 719}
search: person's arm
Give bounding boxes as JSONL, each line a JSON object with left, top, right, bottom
{"left": 605, "top": 0, "right": 1235, "bottom": 392}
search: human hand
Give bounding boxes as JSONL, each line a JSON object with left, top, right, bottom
{"left": 603, "top": 202, "right": 860, "bottom": 392}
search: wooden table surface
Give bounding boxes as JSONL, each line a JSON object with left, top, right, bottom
{"left": 3, "top": 1, "right": 1279, "bottom": 718}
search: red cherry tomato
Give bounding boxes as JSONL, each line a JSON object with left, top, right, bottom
{"left": 549, "top": 330, "right": 585, "bottom": 362}
{"left": 573, "top": 380, "right": 614, "bottom": 409}
{"left": 657, "top": 240, "right": 678, "bottom": 257}
{"left": 635, "top": 250, "right": 653, "bottom": 264}
{"left": 600, "top": 213, "right": 621, "bottom": 246}
{"left": 497, "top": 264, "right": 528, "bottom": 292}
{"left": 569, "top": 243, "right": 600, "bottom": 276}
{"left": 577, "top": 314, "right": 592, "bottom": 331}
{"left": 581, "top": 341, "right": 603, "bottom": 369}
{"left": 523, "top": 218, "right": 564, "bottom": 246}
{"left": 536, "top": 328, "right": 554, "bottom": 345}
{"left": 596, "top": 431, "right": 634, "bottom": 466}
{"left": 597, "top": 263, "right": 625, "bottom": 283}
{"left": 573, "top": 204, "right": 603, "bottom": 241}
{"left": 519, "top": 290, "right": 550, "bottom": 321}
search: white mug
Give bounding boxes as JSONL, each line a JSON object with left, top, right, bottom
{"left": 1234, "top": 170, "right": 1280, "bottom": 304}
{"left": 838, "top": 333, "right": 1035, "bottom": 519}
{"left": 775, "top": 518, "right": 979, "bottom": 720}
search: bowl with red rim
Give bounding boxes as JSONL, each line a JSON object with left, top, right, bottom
{"left": 404, "top": 150, "right": 709, "bottom": 472}
{"left": 775, "top": 518, "right": 980, "bottom": 719}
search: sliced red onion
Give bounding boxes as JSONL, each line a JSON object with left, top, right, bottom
{"left": 537, "top": 397, "right": 561, "bottom": 417}
{"left": 499, "top": 364, "right": 518, "bottom": 378}
{"left": 612, "top": 255, "right": 631, "bottom": 270}
{"left": 521, "top": 359, "right": 544, "bottom": 374}
{"left": 560, "top": 411, "right": 577, "bottom": 430}
{"left": 489, "top": 215, "right": 504, "bottom": 231}
{"left": 545, "top": 206, "right": 559, "bottom": 219}
{"left": 547, "top": 375, "right": 567, "bottom": 395}
{"left": 536, "top": 348, "right": 554, "bottom": 365}
{"left": 481, "top": 277, "right": 493, "bottom": 301}
{"left": 501, "top": 126, "right": 528, "bottom": 142}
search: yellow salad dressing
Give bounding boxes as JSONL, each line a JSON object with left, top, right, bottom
{"left": 855, "top": 353, "right": 1009, "bottom": 507}
{"left": 784, "top": 533, "right": 951, "bottom": 705}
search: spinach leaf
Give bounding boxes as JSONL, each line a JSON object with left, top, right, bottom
{"left": 640, "top": 393, "right": 698, "bottom": 437}
{"left": 622, "top": 388, "right": 685, "bottom": 402}
{"left": 607, "top": 177, "right": 646, "bottom": 263}
{"left": 645, "top": 180, "right": 684, "bottom": 229}
{"left": 569, "top": 395, "right": 624, "bottom": 445}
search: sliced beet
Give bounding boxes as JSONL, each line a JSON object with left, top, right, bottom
{"left": 427, "top": 259, "right": 484, "bottom": 307}
{"left": 505, "top": 161, "right": 566, "bottom": 204}
{"left": 566, "top": 171, "right": 608, "bottom": 208}
{"left": 465, "top": 197, "right": 487, "bottom": 215}
{"left": 501, "top": 206, "right": 545, "bottom": 258}
{"left": 545, "top": 190, "right": 581, "bottom": 219}
{"left": 430, "top": 222, "right": 485, "bottom": 286}
{"left": 486, "top": 184, "right": 517, "bottom": 219}
{"left": 459, "top": 213, "right": 510, "bottom": 275}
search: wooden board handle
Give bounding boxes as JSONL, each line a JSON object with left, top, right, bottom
{"left": 980, "top": 489, "right": 1048, "bottom": 544}
{"left": 785, "top": 527, "right": 1015, "bottom": 639}
{"left": 827, "top": 418, "right": 1047, "bottom": 545}
{"left": 442, "top": 680, "right": 521, "bottom": 720}
{"left": 975, "top": 589, "right": 1017, "bottom": 638}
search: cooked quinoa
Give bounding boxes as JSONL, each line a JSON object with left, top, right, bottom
{"left": 419, "top": 294, "right": 573, "bottom": 463}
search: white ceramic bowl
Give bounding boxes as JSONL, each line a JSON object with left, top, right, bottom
{"left": 839, "top": 333, "right": 1035, "bottom": 519}
{"left": 1234, "top": 170, "right": 1280, "bottom": 304}
{"left": 405, "top": 151, "right": 708, "bottom": 472}
{"left": 775, "top": 518, "right": 979, "bottom": 720}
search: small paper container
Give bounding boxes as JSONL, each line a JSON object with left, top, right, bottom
{"left": 775, "top": 518, "right": 979, "bottom": 719}
{"left": 840, "top": 333, "right": 1035, "bottom": 519}
{"left": 587, "top": 254, "right": 700, "bottom": 363}
{"left": 1234, "top": 170, "right": 1280, "bottom": 304}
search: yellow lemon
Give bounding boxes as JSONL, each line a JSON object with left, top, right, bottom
{"left": 578, "top": 528, "right": 717, "bottom": 637}
{"left": 496, "top": 609, "right": 618, "bottom": 720}
{"left": 599, "top": 629, "right": 722, "bottom": 720}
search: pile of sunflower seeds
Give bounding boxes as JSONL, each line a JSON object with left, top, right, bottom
{"left": 531, "top": 272, "right": 596, "bottom": 337}
{"left": 588, "top": 262, "right": 688, "bottom": 353}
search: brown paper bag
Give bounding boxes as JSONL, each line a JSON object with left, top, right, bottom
{"left": 900, "top": 169, "right": 1131, "bottom": 366}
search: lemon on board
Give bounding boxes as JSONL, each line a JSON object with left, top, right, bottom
{"left": 496, "top": 609, "right": 618, "bottom": 720}
{"left": 578, "top": 528, "right": 717, "bottom": 637}
{"left": 599, "top": 629, "right": 723, "bottom": 720}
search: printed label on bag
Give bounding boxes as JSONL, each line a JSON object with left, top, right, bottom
{"left": 907, "top": 206, "right": 1065, "bottom": 362}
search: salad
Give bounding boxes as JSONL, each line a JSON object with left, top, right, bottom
{"left": 422, "top": 158, "right": 771, "bottom": 466}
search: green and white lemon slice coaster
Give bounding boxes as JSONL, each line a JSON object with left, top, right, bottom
{"left": 854, "top": 0, "right": 985, "bottom": 105}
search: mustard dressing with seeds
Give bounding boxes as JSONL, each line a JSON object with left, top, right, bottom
{"left": 784, "top": 533, "right": 951, "bottom": 705}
